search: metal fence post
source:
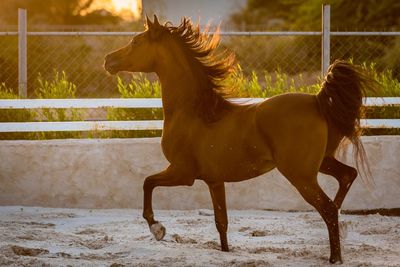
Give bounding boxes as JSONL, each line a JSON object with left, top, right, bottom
{"left": 18, "top": 8, "right": 27, "bottom": 98}
{"left": 322, "top": 4, "right": 330, "bottom": 77}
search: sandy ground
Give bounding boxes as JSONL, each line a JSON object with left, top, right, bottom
{"left": 0, "top": 206, "right": 399, "bottom": 267}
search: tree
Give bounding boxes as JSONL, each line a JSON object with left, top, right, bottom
{"left": 0, "top": 0, "right": 122, "bottom": 26}
{"left": 230, "top": 0, "right": 400, "bottom": 31}
{"left": 229, "top": 0, "right": 297, "bottom": 30}
{"left": 228, "top": 0, "right": 400, "bottom": 78}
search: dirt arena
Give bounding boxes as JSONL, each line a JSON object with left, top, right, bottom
{"left": 0, "top": 206, "right": 399, "bottom": 266}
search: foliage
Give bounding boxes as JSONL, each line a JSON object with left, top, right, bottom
{"left": 230, "top": 0, "right": 296, "bottom": 31}
{"left": 226, "top": 62, "right": 400, "bottom": 98}
{"left": 0, "top": 83, "right": 35, "bottom": 139}
{"left": 378, "top": 37, "right": 400, "bottom": 79}
{"left": 230, "top": 0, "right": 400, "bottom": 31}
{"left": 363, "top": 63, "right": 400, "bottom": 97}
{"left": 229, "top": 1, "right": 400, "bottom": 79}
{"left": 116, "top": 74, "right": 161, "bottom": 98}
{"left": 35, "top": 71, "right": 78, "bottom": 99}
{"left": 0, "top": 83, "right": 17, "bottom": 99}
{"left": 104, "top": 74, "right": 163, "bottom": 138}
{"left": 0, "top": 65, "right": 399, "bottom": 140}
{"left": 34, "top": 71, "right": 82, "bottom": 139}
{"left": 225, "top": 65, "right": 321, "bottom": 97}
{"left": 0, "top": 0, "right": 122, "bottom": 26}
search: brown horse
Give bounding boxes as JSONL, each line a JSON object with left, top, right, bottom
{"left": 104, "top": 15, "right": 378, "bottom": 264}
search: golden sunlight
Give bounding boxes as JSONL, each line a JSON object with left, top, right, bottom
{"left": 111, "top": 0, "right": 142, "bottom": 19}
{"left": 90, "top": 0, "right": 142, "bottom": 20}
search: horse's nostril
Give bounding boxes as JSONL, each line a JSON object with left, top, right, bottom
{"left": 104, "top": 59, "right": 119, "bottom": 74}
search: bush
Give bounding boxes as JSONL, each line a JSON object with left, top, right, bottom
{"left": 364, "top": 63, "right": 400, "bottom": 97}
{"left": 103, "top": 74, "right": 162, "bottom": 138}
{"left": 34, "top": 71, "right": 83, "bottom": 139}
{"left": 225, "top": 65, "right": 320, "bottom": 97}
{"left": 0, "top": 83, "right": 36, "bottom": 139}
{"left": 0, "top": 64, "right": 399, "bottom": 140}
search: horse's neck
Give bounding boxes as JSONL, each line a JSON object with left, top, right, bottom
{"left": 157, "top": 55, "right": 198, "bottom": 120}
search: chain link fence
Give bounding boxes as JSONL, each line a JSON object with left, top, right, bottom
{"left": 1, "top": 32, "right": 399, "bottom": 98}
{"left": 0, "top": 35, "right": 18, "bottom": 90}
{"left": 1, "top": 6, "right": 400, "bottom": 140}
{"left": 1, "top": 33, "right": 400, "bottom": 139}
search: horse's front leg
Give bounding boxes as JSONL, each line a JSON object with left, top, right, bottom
{"left": 143, "top": 166, "right": 195, "bottom": 241}
{"left": 206, "top": 181, "right": 229, "bottom": 252}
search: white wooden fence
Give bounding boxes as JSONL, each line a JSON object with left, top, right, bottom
{"left": 0, "top": 98, "right": 399, "bottom": 133}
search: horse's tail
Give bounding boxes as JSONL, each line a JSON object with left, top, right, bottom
{"left": 316, "top": 60, "right": 379, "bottom": 184}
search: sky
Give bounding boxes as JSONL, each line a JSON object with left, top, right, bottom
{"left": 142, "top": 0, "right": 246, "bottom": 25}
{"left": 91, "top": 0, "right": 246, "bottom": 24}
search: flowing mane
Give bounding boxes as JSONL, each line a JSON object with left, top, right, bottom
{"left": 162, "top": 18, "right": 236, "bottom": 122}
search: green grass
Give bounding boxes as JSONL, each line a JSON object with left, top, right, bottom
{"left": 100, "top": 74, "right": 163, "bottom": 138}
{"left": 225, "top": 65, "right": 321, "bottom": 97}
{"left": 226, "top": 63, "right": 400, "bottom": 98}
{"left": 0, "top": 72, "right": 83, "bottom": 140}
{"left": 0, "top": 64, "right": 399, "bottom": 140}
{"left": 0, "top": 83, "right": 36, "bottom": 140}
{"left": 34, "top": 71, "right": 83, "bottom": 139}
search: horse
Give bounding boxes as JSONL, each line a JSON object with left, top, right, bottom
{"left": 104, "top": 15, "right": 378, "bottom": 264}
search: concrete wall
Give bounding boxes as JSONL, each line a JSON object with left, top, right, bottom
{"left": 0, "top": 136, "right": 399, "bottom": 210}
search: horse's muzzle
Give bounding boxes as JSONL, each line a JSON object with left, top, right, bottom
{"left": 104, "top": 55, "right": 120, "bottom": 75}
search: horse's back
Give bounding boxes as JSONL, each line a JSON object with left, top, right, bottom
{"left": 255, "top": 93, "right": 328, "bottom": 178}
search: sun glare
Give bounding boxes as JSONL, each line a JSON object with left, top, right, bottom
{"left": 111, "top": 0, "right": 142, "bottom": 19}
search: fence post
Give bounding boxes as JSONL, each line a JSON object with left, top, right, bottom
{"left": 18, "top": 8, "right": 27, "bottom": 98}
{"left": 321, "top": 4, "right": 330, "bottom": 77}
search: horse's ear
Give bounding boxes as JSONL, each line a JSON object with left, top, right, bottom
{"left": 146, "top": 14, "right": 153, "bottom": 29}
{"left": 153, "top": 14, "right": 160, "bottom": 27}
{"left": 147, "top": 14, "right": 163, "bottom": 40}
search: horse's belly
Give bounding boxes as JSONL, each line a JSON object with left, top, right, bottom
{"left": 216, "top": 160, "right": 276, "bottom": 182}
{"left": 199, "top": 148, "right": 276, "bottom": 182}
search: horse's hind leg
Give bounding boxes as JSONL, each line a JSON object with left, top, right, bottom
{"left": 206, "top": 182, "right": 229, "bottom": 252}
{"left": 319, "top": 156, "right": 358, "bottom": 209}
{"left": 143, "top": 166, "right": 195, "bottom": 240}
{"left": 291, "top": 178, "right": 342, "bottom": 263}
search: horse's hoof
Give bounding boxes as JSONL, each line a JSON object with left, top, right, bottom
{"left": 329, "top": 257, "right": 343, "bottom": 264}
{"left": 150, "top": 222, "right": 166, "bottom": 241}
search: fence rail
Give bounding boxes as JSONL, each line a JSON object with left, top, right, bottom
{"left": 1, "top": 120, "right": 400, "bottom": 133}
{"left": 2, "top": 31, "right": 400, "bottom": 37}
{"left": 0, "top": 97, "right": 399, "bottom": 109}
{"left": 0, "top": 98, "right": 399, "bottom": 132}
{"left": 0, "top": 120, "right": 164, "bottom": 132}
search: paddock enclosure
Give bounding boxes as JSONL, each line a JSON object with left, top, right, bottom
{"left": 1, "top": 4, "right": 400, "bottom": 266}
{"left": 1, "top": 136, "right": 399, "bottom": 210}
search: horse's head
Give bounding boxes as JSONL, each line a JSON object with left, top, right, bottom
{"left": 104, "top": 15, "right": 165, "bottom": 74}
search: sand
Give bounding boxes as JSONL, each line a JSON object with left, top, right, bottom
{"left": 0, "top": 206, "right": 399, "bottom": 266}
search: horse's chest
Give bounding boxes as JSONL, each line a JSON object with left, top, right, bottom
{"left": 160, "top": 128, "right": 194, "bottom": 163}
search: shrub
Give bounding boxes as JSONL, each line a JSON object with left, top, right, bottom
{"left": 104, "top": 74, "right": 162, "bottom": 138}
{"left": 0, "top": 64, "right": 399, "bottom": 140}
{"left": 226, "top": 65, "right": 321, "bottom": 97}
{"left": 0, "top": 83, "right": 35, "bottom": 139}
{"left": 34, "top": 71, "right": 83, "bottom": 139}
